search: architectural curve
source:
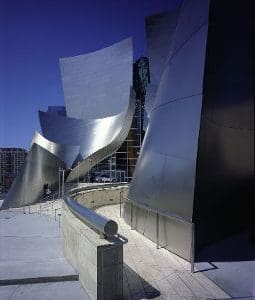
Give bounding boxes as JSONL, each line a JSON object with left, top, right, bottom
{"left": 31, "top": 130, "right": 80, "bottom": 168}
{"left": 1, "top": 143, "right": 66, "bottom": 210}
{"left": 66, "top": 87, "right": 136, "bottom": 182}
{"left": 123, "top": 0, "right": 210, "bottom": 261}
{"left": 60, "top": 37, "right": 133, "bottom": 120}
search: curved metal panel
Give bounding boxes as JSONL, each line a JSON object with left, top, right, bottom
{"left": 66, "top": 87, "right": 136, "bottom": 182}
{"left": 193, "top": 0, "right": 254, "bottom": 261}
{"left": 59, "top": 38, "right": 133, "bottom": 120}
{"left": 31, "top": 130, "right": 80, "bottom": 168}
{"left": 1, "top": 144, "right": 66, "bottom": 210}
{"left": 39, "top": 107, "right": 130, "bottom": 160}
{"left": 144, "top": 9, "right": 180, "bottom": 123}
{"left": 124, "top": 0, "right": 210, "bottom": 261}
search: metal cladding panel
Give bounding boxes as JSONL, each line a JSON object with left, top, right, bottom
{"left": 66, "top": 88, "right": 136, "bottom": 182}
{"left": 1, "top": 144, "right": 66, "bottom": 210}
{"left": 123, "top": 201, "right": 192, "bottom": 260}
{"left": 125, "top": 0, "right": 210, "bottom": 261}
{"left": 193, "top": 0, "right": 254, "bottom": 261}
{"left": 40, "top": 110, "right": 122, "bottom": 158}
{"left": 31, "top": 130, "right": 79, "bottom": 168}
{"left": 144, "top": 9, "right": 180, "bottom": 122}
{"left": 129, "top": 95, "right": 203, "bottom": 220}
{"left": 145, "top": 9, "right": 180, "bottom": 85}
{"left": 59, "top": 38, "right": 133, "bottom": 120}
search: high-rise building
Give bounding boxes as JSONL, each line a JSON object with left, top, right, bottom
{"left": 0, "top": 148, "right": 27, "bottom": 191}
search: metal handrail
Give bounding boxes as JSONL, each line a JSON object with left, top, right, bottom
{"left": 64, "top": 195, "right": 118, "bottom": 238}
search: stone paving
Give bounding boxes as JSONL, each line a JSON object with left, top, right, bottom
{"left": 0, "top": 202, "right": 90, "bottom": 300}
{"left": 96, "top": 204, "right": 231, "bottom": 300}
{"left": 1, "top": 198, "right": 252, "bottom": 299}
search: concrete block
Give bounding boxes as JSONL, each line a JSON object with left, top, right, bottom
{"left": 62, "top": 202, "right": 124, "bottom": 300}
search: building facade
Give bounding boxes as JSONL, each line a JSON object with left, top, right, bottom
{"left": 0, "top": 148, "right": 27, "bottom": 191}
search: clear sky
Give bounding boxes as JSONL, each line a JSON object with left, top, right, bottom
{"left": 0, "top": 0, "right": 180, "bottom": 150}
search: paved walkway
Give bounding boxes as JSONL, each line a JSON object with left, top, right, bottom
{"left": 96, "top": 204, "right": 231, "bottom": 300}
{"left": 0, "top": 205, "right": 89, "bottom": 300}
{"left": 1, "top": 198, "right": 253, "bottom": 299}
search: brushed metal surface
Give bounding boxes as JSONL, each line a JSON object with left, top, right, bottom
{"left": 31, "top": 130, "right": 80, "bottom": 168}
{"left": 66, "top": 87, "right": 136, "bottom": 182}
{"left": 59, "top": 38, "right": 133, "bottom": 120}
{"left": 64, "top": 196, "right": 118, "bottom": 237}
{"left": 193, "top": 0, "right": 254, "bottom": 260}
{"left": 1, "top": 144, "right": 66, "bottom": 210}
{"left": 144, "top": 9, "right": 180, "bottom": 125}
{"left": 124, "top": 0, "right": 210, "bottom": 261}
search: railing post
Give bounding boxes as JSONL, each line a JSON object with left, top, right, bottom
{"left": 61, "top": 169, "right": 65, "bottom": 199}
{"left": 120, "top": 190, "right": 123, "bottom": 217}
{"left": 130, "top": 201, "right": 135, "bottom": 230}
{"left": 58, "top": 168, "right": 61, "bottom": 200}
{"left": 156, "top": 213, "right": 160, "bottom": 249}
{"left": 191, "top": 223, "right": 195, "bottom": 273}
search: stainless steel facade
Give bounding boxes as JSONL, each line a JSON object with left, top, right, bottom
{"left": 66, "top": 88, "right": 136, "bottom": 182}
{"left": 193, "top": 0, "right": 254, "bottom": 261}
{"left": 1, "top": 143, "right": 66, "bottom": 209}
{"left": 124, "top": 0, "right": 210, "bottom": 261}
{"left": 124, "top": 0, "right": 254, "bottom": 262}
{"left": 2, "top": 37, "right": 135, "bottom": 209}
{"left": 59, "top": 38, "right": 133, "bottom": 120}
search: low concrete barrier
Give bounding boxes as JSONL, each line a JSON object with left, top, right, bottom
{"left": 73, "top": 185, "right": 128, "bottom": 209}
{"left": 62, "top": 200, "right": 124, "bottom": 300}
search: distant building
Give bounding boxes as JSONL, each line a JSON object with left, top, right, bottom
{"left": 0, "top": 148, "right": 27, "bottom": 191}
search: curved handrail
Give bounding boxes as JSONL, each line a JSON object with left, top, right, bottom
{"left": 63, "top": 195, "right": 118, "bottom": 238}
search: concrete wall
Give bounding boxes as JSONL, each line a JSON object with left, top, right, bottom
{"left": 73, "top": 186, "right": 128, "bottom": 209}
{"left": 62, "top": 202, "right": 123, "bottom": 300}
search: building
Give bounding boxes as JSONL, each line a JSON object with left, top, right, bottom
{"left": 0, "top": 148, "right": 27, "bottom": 191}
{"left": 90, "top": 56, "right": 150, "bottom": 182}
{"left": 124, "top": 0, "right": 254, "bottom": 263}
{"left": 2, "top": 37, "right": 135, "bottom": 209}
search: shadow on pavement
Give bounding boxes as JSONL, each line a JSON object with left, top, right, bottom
{"left": 123, "top": 263, "right": 160, "bottom": 299}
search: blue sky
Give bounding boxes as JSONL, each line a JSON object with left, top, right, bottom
{"left": 0, "top": 0, "right": 180, "bottom": 150}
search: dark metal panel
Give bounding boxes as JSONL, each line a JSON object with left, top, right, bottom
{"left": 1, "top": 144, "right": 66, "bottom": 210}
{"left": 193, "top": 0, "right": 254, "bottom": 261}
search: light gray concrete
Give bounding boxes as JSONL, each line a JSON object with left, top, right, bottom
{"left": 0, "top": 281, "right": 90, "bottom": 300}
{"left": 97, "top": 204, "right": 231, "bottom": 300}
{"left": 74, "top": 185, "right": 128, "bottom": 209}
{"left": 62, "top": 202, "right": 123, "bottom": 300}
{"left": 196, "top": 261, "right": 255, "bottom": 298}
{"left": 0, "top": 209, "right": 78, "bottom": 284}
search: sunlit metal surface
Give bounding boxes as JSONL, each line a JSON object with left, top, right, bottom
{"left": 2, "top": 37, "right": 135, "bottom": 209}
{"left": 59, "top": 38, "right": 133, "bottom": 120}
{"left": 144, "top": 9, "right": 180, "bottom": 128}
{"left": 31, "top": 130, "right": 80, "bottom": 168}
{"left": 1, "top": 143, "right": 66, "bottom": 210}
{"left": 124, "top": 0, "right": 210, "bottom": 261}
{"left": 64, "top": 196, "right": 118, "bottom": 237}
{"left": 66, "top": 88, "right": 136, "bottom": 182}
